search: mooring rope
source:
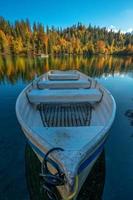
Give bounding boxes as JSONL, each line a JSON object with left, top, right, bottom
{"left": 40, "top": 148, "right": 65, "bottom": 200}
{"left": 40, "top": 147, "right": 79, "bottom": 200}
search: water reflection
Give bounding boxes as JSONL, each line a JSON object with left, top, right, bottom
{"left": 0, "top": 55, "right": 133, "bottom": 84}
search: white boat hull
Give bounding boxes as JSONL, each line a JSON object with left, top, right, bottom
{"left": 16, "top": 70, "right": 116, "bottom": 200}
{"left": 23, "top": 126, "right": 108, "bottom": 199}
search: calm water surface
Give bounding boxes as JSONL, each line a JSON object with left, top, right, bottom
{"left": 0, "top": 55, "right": 133, "bottom": 200}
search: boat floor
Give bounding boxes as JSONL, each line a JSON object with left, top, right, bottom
{"left": 33, "top": 126, "right": 103, "bottom": 151}
{"left": 38, "top": 103, "right": 92, "bottom": 127}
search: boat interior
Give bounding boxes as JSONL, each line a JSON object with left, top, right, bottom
{"left": 17, "top": 70, "right": 114, "bottom": 152}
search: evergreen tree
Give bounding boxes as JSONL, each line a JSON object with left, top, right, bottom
{"left": 0, "top": 16, "right": 133, "bottom": 55}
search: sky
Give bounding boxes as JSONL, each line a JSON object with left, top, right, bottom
{"left": 0, "top": 0, "right": 133, "bottom": 32}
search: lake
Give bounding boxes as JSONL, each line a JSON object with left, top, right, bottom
{"left": 0, "top": 55, "right": 133, "bottom": 200}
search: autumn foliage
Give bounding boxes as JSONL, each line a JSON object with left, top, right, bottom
{"left": 0, "top": 17, "right": 133, "bottom": 55}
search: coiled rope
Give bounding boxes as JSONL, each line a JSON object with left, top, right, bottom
{"left": 40, "top": 147, "right": 79, "bottom": 200}
{"left": 40, "top": 147, "right": 65, "bottom": 200}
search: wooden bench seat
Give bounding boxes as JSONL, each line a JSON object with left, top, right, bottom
{"left": 38, "top": 80, "right": 90, "bottom": 89}
{"left": 28, "top": 88, "right": 102, "bottom": 104}
{"left": 48, "top": 73, "right": 80, "bottom": 80}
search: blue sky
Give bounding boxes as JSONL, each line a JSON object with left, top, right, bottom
{"left": 0, "top": 0, "right": 133, "bottom": 31}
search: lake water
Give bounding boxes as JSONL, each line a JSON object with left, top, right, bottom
{"left": 0, "top": 55, "right": 133, "bottom": 200}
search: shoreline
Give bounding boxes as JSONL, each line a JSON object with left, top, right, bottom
{"left": 1, "top": 52, "right": 133, "bottom": 58}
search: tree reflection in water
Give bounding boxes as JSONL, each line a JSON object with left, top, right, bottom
{"left": 0, "top": 55, "right": 133, "bottom": 84}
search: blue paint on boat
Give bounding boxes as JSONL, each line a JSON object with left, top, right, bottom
{"left": 78, "top": 140, "right": 106, "bottom": 174}
{"left": 28, "top": 138, "right": 106, "bottom": 174}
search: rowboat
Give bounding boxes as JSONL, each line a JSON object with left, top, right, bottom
{"left": 16, "top": 70, "right": 116, "bottom": 200}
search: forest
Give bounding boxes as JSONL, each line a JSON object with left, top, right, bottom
{"left": 0, "top": 16, "right": 133, "bottom": 56}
